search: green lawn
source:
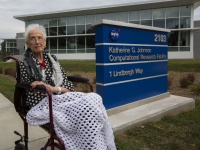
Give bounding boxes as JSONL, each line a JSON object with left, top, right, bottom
{"left": 0, "top": 75, "right": 15, "bottom": 102}
{"left": 115, "top": 100, "right": 200, "bottom": 150}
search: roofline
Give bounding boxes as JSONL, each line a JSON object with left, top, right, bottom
{"left": 14, "top": 0, "right": 200, "bottom": 21}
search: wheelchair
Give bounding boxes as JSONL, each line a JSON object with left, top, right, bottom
{"left": 4, "top": 56, "right": 93, "bottom": 150}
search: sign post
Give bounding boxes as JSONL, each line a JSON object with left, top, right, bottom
{"left": 93, "top": 19, "right": 170, "bottom": 110}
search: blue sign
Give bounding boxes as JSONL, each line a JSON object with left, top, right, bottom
{"left": 94, "top": 20, "right": 170, "bottom": 110}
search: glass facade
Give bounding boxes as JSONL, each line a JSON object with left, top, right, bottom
{"left": 5, "top": 39, "right": 18, "bottom": 55}
{"left": 26, "top": 5, "right": 191, "bottom": 54}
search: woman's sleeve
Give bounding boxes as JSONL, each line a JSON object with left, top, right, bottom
{"left": 60, "top": 66, "right": 75, "bottom": 92}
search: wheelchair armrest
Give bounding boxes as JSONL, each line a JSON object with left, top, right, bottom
{"left": 67, "top": 76, "right": 93, "bottom": 92}
{"left": 67, "top": 76, "right": 89, "bottom": 83}
{"left": 17, "top": 82, "right": 32, "bottom": 89}
{"left": 17, "top": 82, "right": 46, "bottom": 92}
{"left": 3, "top": 56, "right": 19, "bottom": 62}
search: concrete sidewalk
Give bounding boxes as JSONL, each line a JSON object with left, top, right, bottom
{"left": 0, "top": 93, "right": 195, "bottom": 150}
{"left": 0, "top": 93, "right": 49, "bottom": 150}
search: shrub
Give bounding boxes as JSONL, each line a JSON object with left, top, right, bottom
{"left": 93, "top": 76, "right": 96, "bottom": 84}
{"left": 187, "top": 73, "right": 195, "bottom": 85}
{"left": 168, "top": 76, "right": 173, "bottom": 88}
{"left": 4, "top": 68, "right": 16, "bottom": 77}
{"left": 191, "top": 84, "right": 200, "bottom": 95}
{"left": 80, "top": 84, "right": 90, "bottom": 93}
{"left": 179, "top": 76, "right": 190, "bottom": 88}
{"left": 0, "top": 67, "right": 3, "bottom": 74}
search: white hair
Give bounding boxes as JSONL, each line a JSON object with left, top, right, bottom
{"left": 24, "top": 24, "right": 47, "bottom": 43}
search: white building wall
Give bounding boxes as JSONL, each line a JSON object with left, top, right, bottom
{"left": 168, "top": 52, "right": 193, "bottom": 59}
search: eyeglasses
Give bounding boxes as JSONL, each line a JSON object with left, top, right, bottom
{"left": 29, "top": 36, "right": 45, "bottom": 43}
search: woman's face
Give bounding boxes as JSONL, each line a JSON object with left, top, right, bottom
{"left": 27, "top": 29, "right": 46, "bottom": 54}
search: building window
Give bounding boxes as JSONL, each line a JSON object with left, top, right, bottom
{"left": 86, "top": 24, "right": 95, "bottom": 34}
{"left": 96, "top": 13, "right": 106, "bottom": 21}
{"left": 168, "top": 47, "right": 178, "bottom": 52}
{"left": 58, "top": 37, "right": 66, "bottom": 49}
{"left": 141, "top": 9, "right": 152, "bottom": 26}
{"left": 49, "top": 27, "right": 57, "bottom": 36}
{"left": 180, "top": 5, "right": 191, "bottom": 17}
{"left": 50, "top": 38, "right": 57, "bottom": 54}
{"left": 166, "top": 18, "right": 179, "bottom": 29}
{"left": 153, "top": 19, "right": 165, "bottom": 28}
{"left": 77, "top": 49, "right": 85, "bottom": 53}
{"left": 106, "top": 13, "right": 116, "bottom": 21}
{"left": 180, "top": 17, "right": 190, "bottom": 28}
{"left": 76, "top": 16, "right": 85, "bottom": 24}
{"left": 129, "top": 11, "right": 140, "bottom": 24}
{"left": 76, "top": 25, "right": 85, "bottom": 34}
{"left": 49, "top": 19, "right": 57, "bottom": 26}
{"left": 86, "top": 15, "right": 95, "bottom": 34}
{"left": 141, "top": 9, "right": 152, "bottom": 20}
{"left": 168, "top": 30, "right": 190, "bottom": 52}
{"left": 45, "top": 39, "right": 49, "bottom": 52}
{"left": 76, "top": 16, "right": 85, "bottom": 34}
{"left": 58, "top": 18, "right": 66, "bottom": 26}
{"left": 67, "top": 17, "right": 75, "bottom": 35}
{"left": 117, "top": 12, "right": 127, "bottom": 22}
{"left": 180, "top": 30, "right": 190, "bottom": 51}
{"left": 168, "top": 31, "right": 178, "bottom": 47}
{"left": 77, "top": 36, "right": 85, "bottom": 49}
{"left": 67, "top": 26, "right": 75, "bottom": 35}
{"left": 166, "top": 7, "right": 179, "bottom": 29}
{"left": 153, "top": 8, "right": 165, "bottom": 19}
{"left": 58, "top": 26, "right": 66, "bottom": 35}
{"left": 5, "top": 40, "right": 17, "bottom": 55}
{"left": 86, "top": 35, "right": 95, "bottom": 48}
{"left": 45, "top": 28, "right": 49, "bottom": 36}
{"left": 86, "top": 49, "right": 95, "bottom": 53}
{"left": 86, "top": 15, "right": 95, "bottom": 24}
{"left": 67, "top": 17, "right": 75, "bottom": 25}
{"left": 166, "top": 7, "right": 179, "bottom": 18}
{"left": 141, "top": 20, "right": 152, "bottom": 26}
{"left": 58, "top": 17, "right": 66, "bottom": 35}
{"left": 153, "top": 8, "right": 165, "bottom": 28}
{"left": 67, "top": 37, "right": 76, "bottom": 50}
{"left": 180, "top": 31, "right": 190, "bottom": 46}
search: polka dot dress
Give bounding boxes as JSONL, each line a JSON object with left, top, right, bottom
{"left": 19, "top": 51, "right": 74, "bottom": 109}
{"left": 27, "top": 92, "right": 116, "bottom": 150}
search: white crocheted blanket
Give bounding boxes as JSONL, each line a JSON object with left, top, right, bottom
{"left": 27, "top": 92, "right": 116, "bottom": 150}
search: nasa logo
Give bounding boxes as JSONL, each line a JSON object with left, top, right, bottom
{"left": 110, "top": 28, "right": 120, "bottom": 41}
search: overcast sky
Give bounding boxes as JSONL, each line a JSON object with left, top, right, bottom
{"left": 1, "top": 0, "right": 200, "bottom": 43}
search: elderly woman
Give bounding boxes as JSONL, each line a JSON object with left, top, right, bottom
{"left": 20, "top": 24, "right": 116, "bottom": 150}
{"left": 20, "top": 24, "right": 74, "bottom": 108}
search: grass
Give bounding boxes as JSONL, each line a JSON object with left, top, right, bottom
{"left": 1, "top": 59, "right": 200, "bottom": 149}
{"left": 0, "top": 75, "right": 15, "bottom": 102}
{"left": 59, "top": 60, "right": 95, "bottom": 72}
{"left": 115, "top": 100, "right": 200, "bottom": 150}
{"left": 168, "top": 59, "right": 200, "bottom": 72}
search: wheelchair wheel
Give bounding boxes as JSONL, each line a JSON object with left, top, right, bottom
{"left": 15, "top": 143, "right": 25, "bottom": 150}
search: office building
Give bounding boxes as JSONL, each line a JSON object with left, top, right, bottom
{"left": 14, "top": 0, "right": 200, "bottom": 59}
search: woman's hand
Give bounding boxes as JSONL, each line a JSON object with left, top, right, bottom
{"left": 31, "top": 81, "right": 55, "bottom": 92}
{"left": 31, "top": 81, "right": 46, "bottom": 88}
{"left": 31, "top": 81, "right": 70, "bottom": 94}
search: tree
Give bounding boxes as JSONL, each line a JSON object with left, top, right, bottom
{"left": 0, "top": 40, "right": 7, "bottom": 61}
